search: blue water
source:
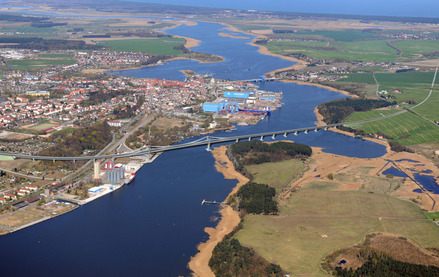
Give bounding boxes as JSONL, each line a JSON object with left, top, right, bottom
{"left": 395, "top": 159, "right": 420, "bottom": 163}
{"left": 382, "top": 166, "right": 409, "bottom": 177}
{"left": 0, "top": 20, "right": 387, "bottom": 276}
{"left": 413, "top": 189, "right": 423, "bottom": 193}
{"left": 413, "top": 174, "right": 439, "bottom": 194}
{"left": 126, "top": 0, "right": 439, "bottom": 18}
{"left": 109, "top": 21, "right": 294, "bottom": 81}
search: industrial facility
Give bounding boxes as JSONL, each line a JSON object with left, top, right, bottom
{"left": 202, "top": 89, "right": 282, "bottom": 115}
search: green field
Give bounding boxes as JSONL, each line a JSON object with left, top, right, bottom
{"left": 393, "top": 40, "right": 439, "bottom": 59}
{"left": 0, "top": 155, "right": 14, "bottom": 161}
{"left": 344, "top": 110, "right": 439, "bottom": 145}
{"left": 336, "top": 73, "right": 376, "bottom": 84}
{"left": 246, "top": 159, "right": 304, "bottom": 191}
{"left": 38, "top": 53, "right": 74, "bottom": 59}
{"left": 267, "top": 39, "right": 397, "bottom": 62}
{"left": 296, "top": 30, "right": 381, "bottom": 42}
{"left": 425, "top": 211, "right": 439, "bottom": 220}
{"left": 235, "top": 182, "right": 439, "bottom": 276}
{"left": 29, "top": 122, "right": 59, "bottom": 131}
{"left": 7, "top": 58, "right": 76, "bottom": 69}
{"left": 333, "top": 70, "right": 439, "bottom": 145}
{"left": 99, "top": 37, "right": 186, "bottom": 55}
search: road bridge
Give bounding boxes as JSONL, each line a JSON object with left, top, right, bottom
{"left": 0, "top": 113, "right": 399, "bottom": 162}
{"left": 2, "top": 61, "right": 436, "bottom": 163}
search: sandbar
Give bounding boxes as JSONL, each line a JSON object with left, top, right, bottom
{"left": 188, "top": 146, "right": 249, "bottom": 277}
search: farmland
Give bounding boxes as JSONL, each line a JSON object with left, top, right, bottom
{"left": 98, "top": 37, "right": 186, "bottom": 55}
{"left": 334, "top": 70, "right": 439, "bottom": 145}
{"left": 393, "top": 40, "right": 439, "bottom": 59}
{"left": 235, "top": 182, "right": 439, "bottom": 276}
{"left": 246, "top": 159, "right": 304, "bottom": 191}
{"left": 336, "top": 73, "right": 376, "bottom": 84}
{"left": 266, "top": 39, "right": 397, "bottom": 62}
{"left": 7, "top": 58, "right": 76, "bottom": 69}
{"left": 344, "top": 110, "right": 439, "bottom": 145}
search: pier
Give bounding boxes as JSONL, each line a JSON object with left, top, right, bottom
{"left": 201, "top": 199, "right": 226, "bottom": 205}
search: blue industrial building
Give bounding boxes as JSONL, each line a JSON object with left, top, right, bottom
{"left": 223, "top": 91, "right": 252, "bottom": 99}
{"left": 203, "top": 101, "right": 225, "bottom": 113}
{"left": 203, "top": 99, "right": 240, "bottom": 113}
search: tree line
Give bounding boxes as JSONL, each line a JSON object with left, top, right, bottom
{"left": 231, "top": 140, "right": 312, "bottom": 166}
{"left": 0, "top": 37, "right": 101, "bottom": 51}
{"left": 318, "top": 98, "right": 394, "bottom": 124}
{"left": 39, "top": 121, "right": 112, "bottom": 169}
{"left": 334, "top": 249, "right": 439, "bottom": 276}
{"left": 209, "top": 227, "right": 285, "bottom": 277}
{"left": 237, "top": 182, "right": 278, "bottom": 215}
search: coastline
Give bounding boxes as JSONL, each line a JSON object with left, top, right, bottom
{"left": 220, "top": 23, "right": 308, "bottom": 74}
{"left": 188, "top": 145, "right": 249, "bottom": 277}
{"left": 313, "top": 106, "right": 391, "bottom": 151}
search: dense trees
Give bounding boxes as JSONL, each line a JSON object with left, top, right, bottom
{"left": 39, "top": 121, "right": 112, "bottom": 158}
{"left": 209, "top": 235, "right": 284, "bottom": 277}
{"left": 0, "top": 37, "right": 100, "bottom": 51}
{"left": 318, "top": 99, "right": 394, "bottom": 124}
{"left": 334, "top": 250, "right": 439, "bottom": 276}
{"left": 237, "top": 182, "right": 278, "bottom": 215}
{"left": 231, "top": 140, "right": 312, "bottom": 166}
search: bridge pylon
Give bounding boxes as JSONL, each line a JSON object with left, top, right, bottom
{"left": 94, "top": 159, "right": 100, "bottom": 180}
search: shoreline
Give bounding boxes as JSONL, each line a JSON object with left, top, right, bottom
{"left": 191, "top": 140, "right": 439, "bottom": 276}
{"left": 221, "top": 23, "right": 308, "bottom": 74}
{"left": 188, "top": 145, "right": 249, "bottom": 277}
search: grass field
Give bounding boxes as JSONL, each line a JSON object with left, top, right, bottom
{"left": 38, "top": 53, "right": 74, "bottom": 59}
{"left": 425, "top": 211, "right": 439, "bottom": 220}
{"left": 267, "top": 39, "right": 397, "bottom": 63}
{"left": 336, "top": 73, "right": 376, "bottom": 84}
{"left": 296, "top": 30, "right": 381, "bottom": 42}
{"left": 0, "top": 155, "right": 14, "bottom": 161}
{"left": 246, "top": 159, "right": 304, "bottom": 191}
{"left": 393, "top": 40, "right": 439, "bottom": 59}
{"left": 99, "top": 37, "right": 186, "bottom": 55}
{"left": 29, "top": 122, "right": 59, "bottom": 131}
{"left": 7, "top": 58, "right": 76, "bottom": 69}
{"left": 235, "top": 182, "right": 439, "bottom": 276}
{"left": 344, "top": 110, "right": 439, "bottom": 145}
{"left": 334, "top": 70, "right": 439, "bottom": 145}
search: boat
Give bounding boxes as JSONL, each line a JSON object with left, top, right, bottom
{"left": 238, "top": 108, "right": 271, "bottom": 115}
{"left": 125, "top": 173, "right": 135, "bottom": 185}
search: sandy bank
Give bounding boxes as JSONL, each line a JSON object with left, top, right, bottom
{"left": 188, "top": 146, "right": 249, "bottom": 277}
{"left": 218, "top": 32, "right": 249, "bottom": 39}
{"left": 284, "top": 145, "right": 439, "bottom": 212}
{"left": 173, "top": 35, "right": 201, "bottom": 49}
{"left": 283, "top": 79, "right": 358, "bottom": 98}
{"left": 221, "top": 23, "right": 307, "bottom": 75}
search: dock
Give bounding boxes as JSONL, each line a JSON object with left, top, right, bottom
{"left": 201, "top": 199, "right": 226, "bottom": 205}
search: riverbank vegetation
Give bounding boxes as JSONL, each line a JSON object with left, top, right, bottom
{"left": 237, "top": 182, "right": 278, "bottom": 215}
{"left": 209, "top": 228, "right": 285, "bottom": 277}
{"left": 317, "top": 98, "right": 394, "bottom": 124}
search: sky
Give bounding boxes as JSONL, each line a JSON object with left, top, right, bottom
{"left": 129, "top": 0, "right": 439, "bottom": 18}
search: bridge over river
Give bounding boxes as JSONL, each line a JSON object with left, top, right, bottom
{"left": 0, "top": 111, "right": 408, "bottom": 162}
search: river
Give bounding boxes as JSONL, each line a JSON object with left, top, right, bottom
{"left": 0, "top": 21, "right": 386, "bottom": 276}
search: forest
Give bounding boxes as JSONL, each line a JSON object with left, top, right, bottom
{"left": 317, "top": 98, "right": 394, "bottom": 124}
{"left": 39, "top": 121, "right": 112, "bottom": 158}
{"left": 0, "top": 37, "right": 100, "bottom": 51}
{"left": 209, "top": 231, "right": 284, "bottom": 277}
{"left": 237, "top": 182, "right": 278, "bottom": 215}
{"left": 334, "top": 249, "right": 439, "bottom": 276}
{"left": 231, "top": 140, "right": 312, "bottom": 166}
